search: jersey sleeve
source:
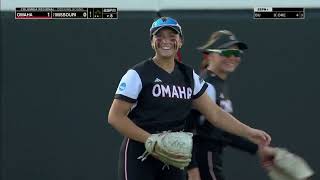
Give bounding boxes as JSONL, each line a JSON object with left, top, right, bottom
{"left": 114, "top": 69, "right": 142, "bottom": 103}
{"left": 206, "top": 83, "right": 216, "bottom": 103}
{"left": 192, "top": 70, "right": 208, "bottom": 99}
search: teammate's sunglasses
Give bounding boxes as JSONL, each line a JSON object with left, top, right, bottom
{"left": 204, "top": 49, "right": 243, "bottom": 57}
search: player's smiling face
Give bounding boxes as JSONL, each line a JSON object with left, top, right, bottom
{"left": 221, "top": 46, "right": 241, "bottom": 73}
{"left": 151, "top": 28, "right": 182, "bottom": 59}
{"left": 209, "top": 45, "right": 241, "bottom": 74}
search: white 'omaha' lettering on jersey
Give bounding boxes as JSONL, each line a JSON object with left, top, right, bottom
{"left": 161, "top": 84, "right": 171, "bottom": 97}
{"left": 177, "top": 86, "right": 186, "bottom": 99}
{"left": 152, "top": 84, "right": 192, "bottom": 99}
{"left": 172, "top": 86, "right": 179, "bottom": 98}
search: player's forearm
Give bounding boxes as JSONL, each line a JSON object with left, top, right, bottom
{"left": 207, "top": 106, "right": 250, "bottom": 139}
{"left": 187, "top": 168, "right": 201, "bottom": 180}
{"left": 225, "top": 132, "right": 258, "bottom": 154}
{"left": 108, "top": 115, "right": 151, "bottom": 143}
{"left": 193, "top": 93, "right": 251, "bottom": 140}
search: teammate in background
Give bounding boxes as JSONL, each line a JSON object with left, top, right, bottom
{"left": 108, "top": 18, "right": 271, "bottom": 180}
{"left": 186, "top": 30, "right": 275, "bottom": 180}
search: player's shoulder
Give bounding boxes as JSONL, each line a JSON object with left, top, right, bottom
{"left": 176, "top": 61, "right": 193, "bottom": 70}
{"left": 204, "top": 72, "right": 223, "bottom": 86}
{"left": 175, "top": 61, "right": 195, "bottom": 74}
{"left": 202, "top": 72, "right": 213, "bottom": 82}
{"left": 124, "top": 58, "right": 154, "bottom": 77}
{"left": 131, "top": 58, "right": 153, "bottom": 71}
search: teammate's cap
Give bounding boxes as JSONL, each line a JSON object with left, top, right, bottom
{"left": 150, "top": 17, "right": 183, "bottom": 37}
{"left": 198, "top": 30, "right": 248, "bottom": 52}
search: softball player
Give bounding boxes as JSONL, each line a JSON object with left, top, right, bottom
{"left": 108, "top": 18, "right": 271, "bottom": 180}
{"left": 186, "top": 30, "right": 275, "bottom": 180}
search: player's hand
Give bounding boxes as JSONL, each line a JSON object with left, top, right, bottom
{"left": 258, "top": 146, "right": 276, "bottom": 169}
{"left": 187, "top": 167, "right": 201, "bottom": 180}
{"left": 247, "top": 128, "right": 271, "bottom": 146}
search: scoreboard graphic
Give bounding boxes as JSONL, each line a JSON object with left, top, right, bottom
{"left": 254, "top": 7, "right": 304, "bottom": 19}
{"left": 15, "top": 7, "right": 118, "bottom": 19}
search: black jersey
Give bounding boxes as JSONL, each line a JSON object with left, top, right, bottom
{"left": 114, "top": 58, "right": 208, "bottom": 133}
{"left": 187, "top": 71, "right": 258, "bottom": 154}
